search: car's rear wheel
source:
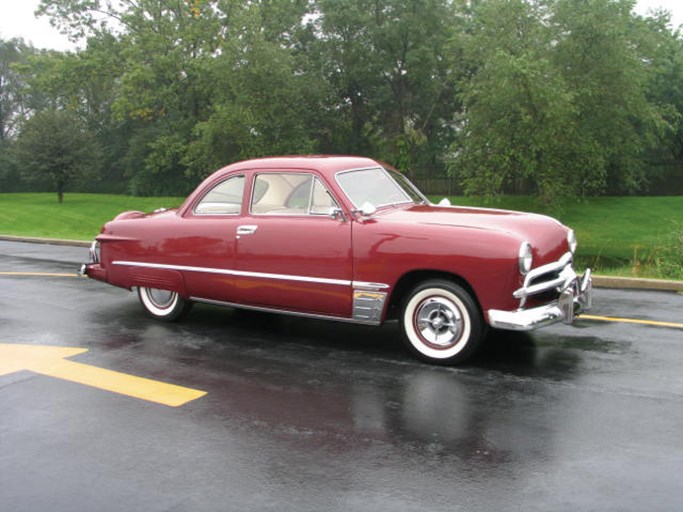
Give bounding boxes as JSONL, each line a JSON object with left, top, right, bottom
{"left": 137, "top": 287, "right": 192, "bottom": 322}
{"left": 400, "top": 279, "right": 484, "bottom": 365}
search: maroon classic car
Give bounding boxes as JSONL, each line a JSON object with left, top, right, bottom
{"left": 81, "top": 155, "right": 592, "bottom": 365}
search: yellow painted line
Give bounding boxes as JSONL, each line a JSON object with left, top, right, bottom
{"left": 581, "top": 314, "right": 683, "bottom": 330}
{"left": 0, "top": 344, "right": 207, "bottom": 407}
{"left": 0, "top": 271, "right": 81, "bottom": 277}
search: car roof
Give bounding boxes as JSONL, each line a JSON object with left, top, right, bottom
{"left": 214, "top": 155, "right": 386, "bottom": 180}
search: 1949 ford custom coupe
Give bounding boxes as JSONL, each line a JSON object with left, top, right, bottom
{"left": 81, "top": 155, "right": 592, "bottom": 365}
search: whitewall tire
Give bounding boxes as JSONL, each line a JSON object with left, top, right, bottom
{"left": 137, "top": 287, "right": 192, "bottom": 322}
{"left": 401, "top": 280, "right": 484, "bottom": 365}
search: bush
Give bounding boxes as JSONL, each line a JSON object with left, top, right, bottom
{"left": 652, "top": 227, "right": 683, "bottom": 280}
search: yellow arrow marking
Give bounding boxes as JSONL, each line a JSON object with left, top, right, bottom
{"left": 0, "top": 344, "right": 207, "bottom": 407}
{"left": 0, "top": 272, "right": 80, "bottom": 277}
{"left": 581, "top": 314, "right": 683, "bottom": 330}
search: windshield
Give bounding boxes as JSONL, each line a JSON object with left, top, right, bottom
{"left": 336, "top": 167, "right": 427, "bottom": 209}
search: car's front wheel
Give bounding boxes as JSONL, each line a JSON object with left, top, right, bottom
{"left": 400, "top": 280, "right": 484, "bottom": 365}
{"left": 137, "top": 287, "right": 192, "bottom": 322}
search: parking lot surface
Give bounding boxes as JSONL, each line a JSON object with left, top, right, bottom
{"left": 2, "top": 240, "right": 683, "bottom": 512}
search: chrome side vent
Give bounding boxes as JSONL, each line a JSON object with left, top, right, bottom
{"left": 352, "top": 290, "right": 387, "bottom": 325}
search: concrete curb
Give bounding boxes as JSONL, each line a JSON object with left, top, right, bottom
{"left": 0, "top": 235, "right": 91, "bottom": 248}
{"left": 2, "top": 234, "right": 682, "bottom": 293}
{"left": 591, "top": 276, "right": 683, "bottom": 292}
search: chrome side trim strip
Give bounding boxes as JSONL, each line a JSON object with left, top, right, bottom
{"left": 352, "top": 281, "right": 390, "bottom": 290}
{"left": 190, "top": 297, "right": 382, "bottom": 325}
{"left": 114, "top": 260, "right": 391, "bottom": 289}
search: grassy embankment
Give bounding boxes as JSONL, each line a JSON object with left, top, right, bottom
{"left": 441, "top": 195, "right": 683, "bottom": 279}
{"left": 0, "top": 193, "right": 184, "bottom": 241}
{"left": 1, "top": 193, "right": 681, "bottom": 279}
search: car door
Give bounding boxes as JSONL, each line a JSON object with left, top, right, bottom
{"left": 233, "top": 171, "right": 353, "bottom": 317}
{"left": 169, "top": 173, "right": 246, "bottom": 302}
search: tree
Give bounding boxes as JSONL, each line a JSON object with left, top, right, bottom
{"left": 553, "top": 0, "right": 656, "bottom": 195}
{"left": 0, "top": 37, "right": 36, "bottom": 192}
{"left": 183, "top": 2, "right": 321, "bottom": 181}
{"left": 450, "top": 0, "right": 575, "bottom": 198}
{"left": 28, "top": 0, "right": 683, "bottom": 199}
{"left": 38, "top": 0, "right": 319, "bottom": 194}
{"left": 14, "top": 109, "right": 99, "bottom": 202}
{"left": 642, "top": 13, "right": 683, "bottom": 161}
{"left": 0, "top": 37, "right": 32, "bottom": 141}
{"left": 305, "top": 0, "right": 461, "bottom": 174}
{"left": 450, "top": 0, "right": 660, "bottom": 201}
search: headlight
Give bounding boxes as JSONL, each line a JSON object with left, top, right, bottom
{"left": 518, "top": 242, "right": 533, "bottom": 275}
{"left": 567, "top": 229, "right": 577, "bottom": 254}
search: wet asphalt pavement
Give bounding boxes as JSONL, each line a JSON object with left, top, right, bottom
{"left": 2, "top": 240, "right": 683, "bottom": 512}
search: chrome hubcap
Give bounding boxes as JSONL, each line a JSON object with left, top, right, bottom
{"left": 415, "top": 297, "right": 463, "bottom": 348}
{"left": 147, "top": 288, "right": 175, "bottom": 309}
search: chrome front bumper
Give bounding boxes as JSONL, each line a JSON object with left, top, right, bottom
{"left": 488, "top": 268, "right": 592, "bottom": 331}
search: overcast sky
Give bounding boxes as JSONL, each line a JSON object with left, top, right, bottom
{"left": 0, "top": 0, "right": 682, "bottom": 52}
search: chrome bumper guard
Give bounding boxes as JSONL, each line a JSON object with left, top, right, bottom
{"left": 78, "top": 240, "right": 100, "bottom": 277}
{"left": 488, "top": 266, "right": 592, "bottom": 332}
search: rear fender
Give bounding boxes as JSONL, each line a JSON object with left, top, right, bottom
{"left": 125, "top": 266, "right": 188, "bottom": 297}
{"left": 113, "top": 210, "right": 146, "bottom": 221}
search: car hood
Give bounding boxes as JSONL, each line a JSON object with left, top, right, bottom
{"left": 379, "top": 204, "right": 569, "bottom": 258}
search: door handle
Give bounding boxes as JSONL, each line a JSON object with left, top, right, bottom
{"left": 236, "top": 225, "right": 258, "bottom": 236}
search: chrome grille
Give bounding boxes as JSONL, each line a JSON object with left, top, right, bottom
{"left": 513, "top": 253, "right": 577, "bottom": 309}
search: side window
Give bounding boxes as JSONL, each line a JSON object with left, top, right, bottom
{"left": 251, "top": 173, "right": 338, "bottom": 216}
{"left": 194, "top": 175, "right": 245, "bottom": 215}
{"left": 310, "top": 178, "right": 339, "bottom": 215}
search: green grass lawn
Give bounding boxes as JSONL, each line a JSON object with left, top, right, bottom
{"left": 0, "top": 193, "right": 183, "bottom": 241}
{"left": 1, "top": 192, "right": 681, "bottom": 278}
{"left": 442, "top": 195, "right": 682, "bottom": 259}
{"left": 440, "top": 195, "right": 683, "bottom": 278}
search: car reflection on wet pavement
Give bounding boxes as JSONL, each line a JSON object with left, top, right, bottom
{"left": 2, "top": 240, "right": 683, "bottom": 512}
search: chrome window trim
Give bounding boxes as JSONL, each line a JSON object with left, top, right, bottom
{"left": 309, "top": 176, "right": 341, "bottom": 216}
{"left": 384, "top": 168, "right": 429, "bottom": 204}
{"left": 249, "top": 171, "right": 311, "bottom": 217}
{"left": 192, "top": 174, "right": 246, "bottom": 216}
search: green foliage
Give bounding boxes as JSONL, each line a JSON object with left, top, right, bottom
{"left": 0, "top": 38, "right": 32, "bottom": 142}
{"left": 0, "top": 139, "right": 21, "bottom": 192}
{"left": 450, "top": 0, "right": 659, "bottom": 203}
{"left": 308, "top": 0, "right": 460, "bottom": 171}
{"left": 651, "top": 226, "right": 683, "bottom": 279}
{"left": 182, "top": 9, "right": 320, "bottom": 181}
{"left": 642, "top": 13, "right": 683, "bottom": 162}
{"left": 0, "top": 0, "right": 677, "bottom": 198}
{"left": 13, "top": 109, "right": 100, "bottom": 202}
